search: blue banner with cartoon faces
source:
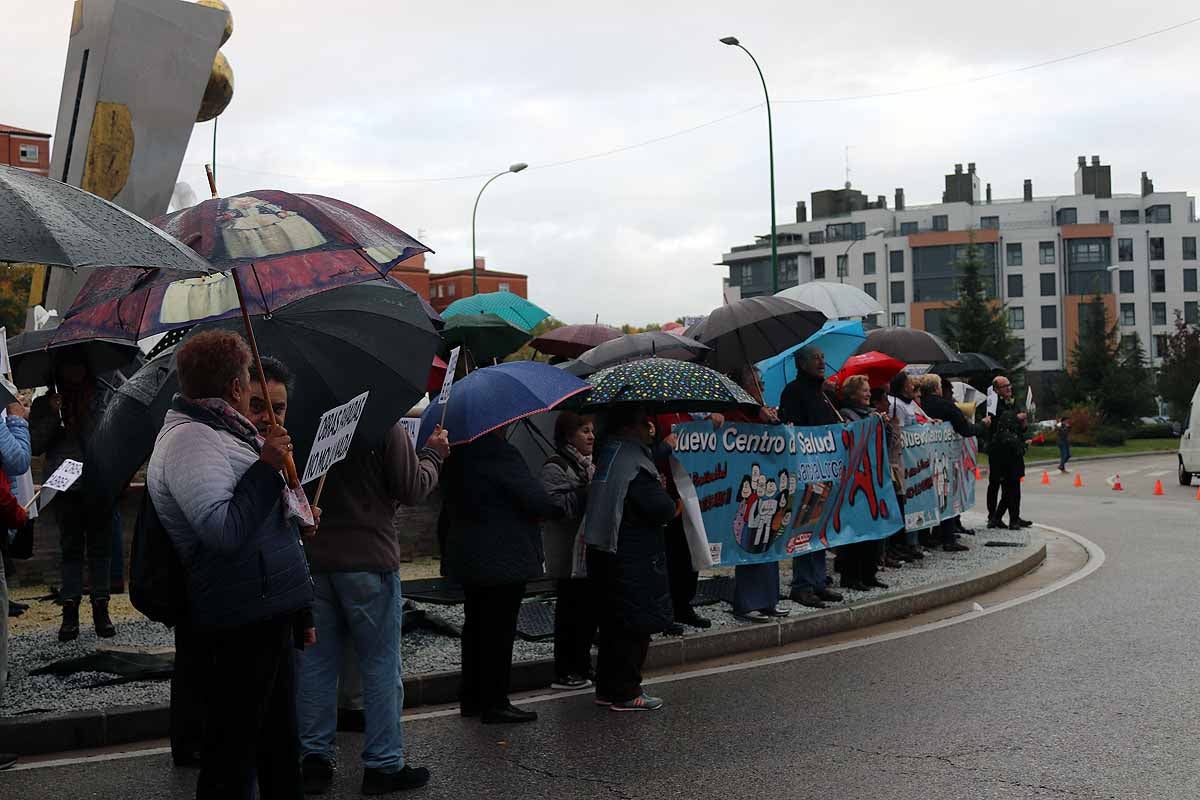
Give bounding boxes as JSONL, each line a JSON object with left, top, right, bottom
{"left": 899, "top": 423, "right": 978, "bottom": 530}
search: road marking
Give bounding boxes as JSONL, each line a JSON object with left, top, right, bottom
{"left": 14, "top": 525, "right": 1104, "bottom": 771}
{"left": 1146, "top": 470, "right": 1171, "bottom": 477}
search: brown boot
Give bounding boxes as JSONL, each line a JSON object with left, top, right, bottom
{"left": 92, "top": 599, "right": 116, "bottom": 638}
{"left": 58, "top": 600, "right": 80, "bottom": 642}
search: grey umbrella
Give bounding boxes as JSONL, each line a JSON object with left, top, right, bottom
{"left": 686, "top": 295, "right": 827, "bottom": 372}
{"left": 854, "top": 327, "right": 961, "bottom": 364}
{"left": 563, "top": 331, "right": 710, "bottom": 377}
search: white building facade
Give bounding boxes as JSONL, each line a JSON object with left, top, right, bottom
{"left": 719, "top": 157, "right": 1200, "bottom": 385}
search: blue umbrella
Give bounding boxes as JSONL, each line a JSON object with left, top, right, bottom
{"left": 756, "top": 320, "right": 866, "bottom": 406}
{"left": 418, "top": 360, "right": 590, "bottom": 446}
{"left": 441, "top": 291, "right": 550, "bottom": 331}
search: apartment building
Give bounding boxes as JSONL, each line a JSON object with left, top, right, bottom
{"left": 0, "top": 123, "right": 51, "bottom": 177}
{"left": 719, "top": 157, "right": 1200, "bottom": 386}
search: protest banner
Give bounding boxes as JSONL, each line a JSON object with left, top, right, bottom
{"left": 301, "top": 391, "right": 369, "bottom": 485}
{"left": 672, "top": 417, "right": 901, "bottom": 567}
{"left": 398, "top": 417, "right": 421, "bottom": 447}
{"left": 436, "top": 347, "right": 461, "bottom": 406}
{"left": 899, "top": 422, "right": 978, "bottom": 530}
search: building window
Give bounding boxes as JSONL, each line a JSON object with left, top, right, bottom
{"left": 1007, "top": 274, "right": 1023, "bottom": 298}
{"left": 1066, "top": 238, "right": 1111, "bottom": 295}
{"left": 1120, "top": 303, "right": 1136, "bottom": 326}
{"left": 1153, "top": 334, "right": 1169, "bottom": 359}
{"left": 1185, "top": 237, "right": 1197, "bottom": 261}
{"left": 836, "top": 254, "right": 848, "bottom": 279}
{"left": 932, "top": 215, "right": 948, "bottom": 232}
{"left": 1041, "top": 337, "right": 1058, "bottom": 361}
{"left": 1039, "top": 241, "right": 1055, "bottom": 265}
{"left": 1185, "top": 269, "right": 1198, "bottom": 292}
{"left": 1119, "top": 270, "right": 1135, "bottom": 293}
{"left": 980, "top": 216, "right": 999, "bottom": 229}
{"left": 780, "top": 256, "right": 798, "bottom": 283}
{"left": 1040, "top": 273, "right": 1056, "bottom": 296}
{"left": 1187, "top": 301, "right": 1199, "bottom": 325}
{"left": 809, "top": 231, "right": 825, "bottom": 244}
{"left": 18, "top": 144, "right": 38, "bottom": 163}
{"left": 1099, "top": 210, "right": 1110, "bottom": 223}
{"left": 814, "top": 257, "right": 825, "bottom": 280}
{"left": 1150, "top": 238, "right": 1165, "bottom": 260}
{"left": 1120, "top": 209, "right": 1140, "bottom": 224}
{"left": 899, "top": 221, "right": 919, "bottom": 235}
{"left": 911, "top": 242, "right": 999, "bottom": 301}
{"left": 889, "top": 250, "right": 904, "bottom": 273}
{"left": 1146, "top": 205, "right": 1172, "bottom": 224}
{"left": 891, "top": 281, "right": 906, "bottom": 303}
{"left": 1056, "top": 208, "right": 1077, "bottom": 225}
{"left": 1008, "top": 307, "right": 1024, "bottom": 330}
{"left": 891, "top": 312, "right": 907, "bottom": 328}
{"left": 863, "top": 252, "right": 876, "bottom": 275}
{"left": 1118, "top": 238, "right": 1133, "bottom": 262}
{"left": 1152, "top": 302, "right": 1167, "bottom": 325}
{"left": 1041, "top": 305, "right": 1057, "bottom": 329}
{"left": 1006, "top": 243, "right": 1023, "bottom": 266}
{"left": 1151, "top": 269, "right": 1166, "bottom": 293}
{"left": 447, "top": 284, "right": 456, "bottom": 297}
{"left": 498, "top": 282, "right": 510, "bottom": 292}
{"left": 864, "top": 282, "right": 877, "bottom": 299}
{"left": 826, "top": 222, "right": 866, "bottom": 242}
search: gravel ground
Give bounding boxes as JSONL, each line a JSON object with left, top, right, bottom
{"left": 2, "top": 516, "right": 1034, "bottom": 716}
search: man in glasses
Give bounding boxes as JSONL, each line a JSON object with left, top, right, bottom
{"left": 985, "top": 376, "right": 1032, "bottom": 530}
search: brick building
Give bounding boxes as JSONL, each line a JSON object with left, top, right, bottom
{"left": 0, "top": 123, "right": 51, "bottom": 177}
{"left": 427, "top": 257, "right": 529, "bottom": 312}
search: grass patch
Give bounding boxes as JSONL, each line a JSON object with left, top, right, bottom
{"left": 977, "top": 438, "right": 1178, "bottom": 465}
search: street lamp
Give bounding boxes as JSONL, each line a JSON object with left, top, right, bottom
{"left": 839, "top": 227, "right": 887, "bottom": 283}
{"left": 721, "top": 35, "right": 779, "bottom": 294}
{"left": 472, "top": 162, "right": 528, "bottom": 294}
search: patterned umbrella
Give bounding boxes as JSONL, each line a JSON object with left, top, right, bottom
{"left": 441, "top": 313, "right": 531, "bottom": 364}
{"left": 579, "top": 358, "right": 759, "bottom": 413}
{"left": 442, "top": 291, "right": 549, "bottom": 331}
{"left": 530, "top": 323, "right": 621, "bottom": 359}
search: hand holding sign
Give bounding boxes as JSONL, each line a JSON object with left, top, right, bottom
{"left": 29, "top": 458, "right": 84, "bottom": 511}
{"left": 301, "top": 391, "right": 370, "bottom": 486}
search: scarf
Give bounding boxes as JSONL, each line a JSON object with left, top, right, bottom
{"left": 561, "top": 443, "right": 596, "bottom": 481}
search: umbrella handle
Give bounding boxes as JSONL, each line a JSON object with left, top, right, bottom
{"left": 232, "top": 271, "right": 301, "bottom": 488}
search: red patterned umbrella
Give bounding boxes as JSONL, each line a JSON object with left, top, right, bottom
{"left": 530, "top": 323, "right": 621, "bottom": 359}
{"left": 830, "top": 350, "right": 907, "bottom": 388}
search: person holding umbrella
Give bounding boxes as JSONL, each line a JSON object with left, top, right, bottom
{"left": 985, "top": 375, "right": 1032, "bottom": 530}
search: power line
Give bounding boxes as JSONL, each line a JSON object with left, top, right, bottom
{"left": 184, "top": 14, "right": 1200, "bottom": 185}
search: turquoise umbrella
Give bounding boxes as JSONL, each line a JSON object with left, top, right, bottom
{"left": 756, "top": 320, "right": 867, "bottom": 406}
{"left": 442, "top": 291, "right": 550, "bottom": 331}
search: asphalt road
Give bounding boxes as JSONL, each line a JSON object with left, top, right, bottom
{"left": 5, "top": 452, "right": 1197, "bottom": 800}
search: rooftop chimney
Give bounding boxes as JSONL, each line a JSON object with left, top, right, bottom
{"left": 954, "top": 163, "right": 963, "bottom": 174}
{"left": 877, "top": 194, "right": 887, "bottom": 209}
{"left": 1023, "top": 179, "right": 1033, "bottom": 202}
{"left": 986, "top": 183, "right": 992, "bottom": 204}
{"left": 1091, "top": 155, "right": 1101, "bottom": 166}
{"left": 474, "top": 256, "right": 486, "bottom": 271}
{"left": 895, "top": 188, "right": 905, "bottom": 211}
{"left": 1078, "top": 155, "right": 1087, "bottom": 167}
{"left": 1141, "top": 171, "right": 1154, "bottom": 197}
{"left": 968, "top": 162, "right": 976, "bottom": 174}
{"left": 795, "top": 201, "right": 808, "bottom": 223}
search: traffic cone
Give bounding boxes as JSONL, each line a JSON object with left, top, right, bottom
{"left": 1154, "top": 479, "right": 1164, "bottom": 496}
{"left": 975, "top": 466, "right": 982, "bottom": 480}
{"left": 1194, "top": 485, "right": 1200, "bottom": 501}
{"left": 1074, "top": 473, "right": 1083, "bottom": 488}
{"left": 1112, "top": 474, "right": 1123, "bottom": 491}
{"left": 1040, "top": 470, "right": 1050, "bottom": 485}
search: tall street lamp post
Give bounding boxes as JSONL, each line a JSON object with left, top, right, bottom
{"left": 472, "top": 162, "right": 528, "bottom": 294}
{"left": 721, "top": 36, "right": 778, "bottom": 294}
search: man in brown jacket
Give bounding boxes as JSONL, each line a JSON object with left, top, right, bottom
{"left": 295, "top": 418, "right": 449, "bottom": 796}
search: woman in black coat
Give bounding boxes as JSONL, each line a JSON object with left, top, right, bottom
{"left": 585, "top": 405, "right": 678, "bottom": 712}
{"left": 440, "top": 429, "right": 563, "bottom": 724}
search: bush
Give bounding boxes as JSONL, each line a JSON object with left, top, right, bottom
{"left": 1129, "top": 423, "right": 1174, "bottom": 440}
{"left": 1064, "top": 404, "right": 1101, "bottom": 438}
{"left": 1093, "top": 425, "right": 1127, "bottom": 446}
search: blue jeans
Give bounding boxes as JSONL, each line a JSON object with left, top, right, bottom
{"left": 789, "top": 551, "right": 827, "bottom": 592}
{"left": 1058, "top": 442, "right": 1071, "bottom": 469}
{"left": 296, "top": 572, "right": 405, "bottom": 773}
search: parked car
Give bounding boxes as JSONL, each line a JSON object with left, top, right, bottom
{"left": 1178, "top": 382, "right": 1200, "bottom": 485}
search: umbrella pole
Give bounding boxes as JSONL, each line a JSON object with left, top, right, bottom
{"left": 231, "top": 270, "right": 300, "bottom": 488}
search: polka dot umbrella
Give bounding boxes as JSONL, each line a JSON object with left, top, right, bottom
{"left": 579, "top": 357, "right": 759, "bottom": 413}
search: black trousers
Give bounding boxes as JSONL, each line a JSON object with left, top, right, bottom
{"left": 987, "top": 478, "right": 1002, "bottom": 519}
{"left": 595, "top": 624, "right": 650, "bottom": 704}
{"left": 170, "top": 620, "right": 208, "bottom": 763}
{"left": 664, "top": 517, "right": 698, "bottom": 619}
{"left": 839, "top": 540, "right": 883, "bottom": 585}
{"left": 553, "top": 578, "right": 598, "bottom": 680}
{"left": 56, "top": 492, "right": 112, "bottom": 602}
{"left": 196, "top": 617, "right": 301, "bottom": 800}
{"left": 460, "top": 582, "right": 525, "bottom": 711}
{"left": 993, "top": 476, "right": 1022, "bottom": 524}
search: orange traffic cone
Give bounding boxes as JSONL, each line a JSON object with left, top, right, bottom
{"left": 1074, "top": 473, "right": 1083, "bottom": 488}
{"left": 1040, "top": 470, "right": 1050, "bottom": 485}
{"left": 1154, "top": 479, "right": 1164, "bottom": 496}
{"left": 975, "top": 466, "right": 982, "bottom": 480}
{"left": 1194, "top": 485, "right": 1200, "bottom": 501}
{"left": 1112, "top": 474, "right": 1124, "bottom": 491}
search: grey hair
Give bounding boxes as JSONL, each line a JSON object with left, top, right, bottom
{"left": 793, "top": 344, "right": 823, "bottom": 370}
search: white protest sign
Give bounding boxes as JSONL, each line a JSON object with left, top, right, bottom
{"left": 301, "top": 391, "right": 369, "bottom": 485}
{"left": 436, "top": 347, "right": 461, "bottom": 406}
{"left": 986, "top": 388, "right": 998, "bottom": 416}
{"left": 37, "top": 458, "right": 84, "bottom": 511}
{"left": 0, "top": 326, "right": 9, "bottom": 377}
{"left": 398, "top": 417, "right": 421, "bottom": 447}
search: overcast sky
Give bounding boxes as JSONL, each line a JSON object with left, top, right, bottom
{"left": 6, "top": 1, "right": 1200, "bottom": 324}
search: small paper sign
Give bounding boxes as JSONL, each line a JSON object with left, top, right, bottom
{"left": 398, "top": 417, "right": 421, "bottom": 447}
{"left": 301, "top": 391, "right": 369, "bottom": 485}
{"left": 986, "top": 389, "right": 999, "bottom": 416}
{"left": 44, "top": 459, "right": 83, "bottom": 493}
{"left": 436, "top": 347, "right": 461, "bottom": 406}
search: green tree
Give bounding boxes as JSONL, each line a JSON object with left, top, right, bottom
{"left": 0, "top": 263, "right": 33, "bottom": 334}
{"left": 938, "top": 240, "right": 1026, "bottom": 376}
{"left": 1061, "top": 296, "right": 1155, "bottom": 422}
{"left": 1158, "top": 310, "right": 1200, "bottom": 421}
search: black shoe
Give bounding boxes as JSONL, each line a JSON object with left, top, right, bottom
{"left": 815, "top": 588, "right": 843, "bottom": 602}
{"left": 301, "top": 755, "right": 333, "bottom": 795}
{"left": 58, "top": 599, "right": 80, "bottom": 642}
{"left": 840, "top": 580, "right": 867, "bottom": 591}
{"left": 663, "top": 622, "right": 686, "bottom": 637}
{"left": 943, "top": 542, "right": 970, "bottom": 553}
{"left": 459, "top": 702, "right": 479, "bottom": 718}
{"left": 362, "top": 765, "right": 431, "bottom": 794}
{"left": 1014, "top": 518, "right": 1033, "bottom": 528}
{"left": 863, "top": 577, "right": 889, "bottom": 589}
{"left": 899, "top": 545, "right": 924, "bottom": 561}
{"left": 481, "top": 704, "right": 538, "bottom": 724}
{"left": 789, "top": 590, "right": 826, "bottom": 609}
{"left": 986, "top": 517, "right": 1002, "bottom": 529}
{"left": 0, "top": 752, "right": 17, "bottom": 771}
{"left": 92, "top": 600, "right": 116, "bottom": 638}
{"left": 171, "top": 748, "right": 202, "bottom": 768}
{"left": 678, "top": 611, "right": 712, "bottom": 629}
{"left": 955, "top": 524, "right": 976, "bottom": 536}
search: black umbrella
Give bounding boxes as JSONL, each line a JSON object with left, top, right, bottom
{"left": 686, "top": 296, "right": 826, "bottom": 372}
{"left": 929, "top": 352, "right": 1003, "bottom": 377}
{"left": 82, "top": 279, "right": 440, "bottom": 510}
{"left": 7, "top": 327, "right": 141, "bottom": 389}
{"left": 563, "top": 331, "right": 710, "bottom": 377}
{"left": 854, "top": 327, "right": 960, "bottom": 364}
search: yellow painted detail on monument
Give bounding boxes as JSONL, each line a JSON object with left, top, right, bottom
{"left": 197, "top": 50, "right": 235, "bottom": 122}
{"left": 82, "top": 102, "right": 134, "bottom": 201}
{"left": 196, "top": 0, "right": 234, "bottom": 46}
{"left": 71, "top": 0, "right": 84, "bottom": 36}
